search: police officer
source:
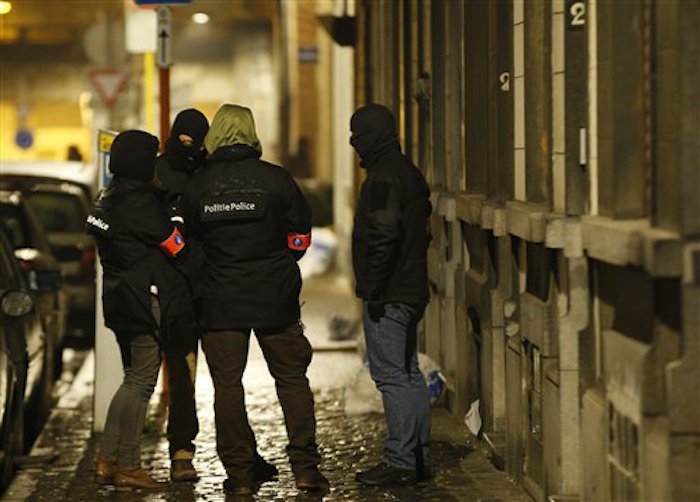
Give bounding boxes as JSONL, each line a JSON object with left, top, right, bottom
{"left": 182, "top": 104, "right": 328, "bottom": 495}
{"left": 350, "top": 104, "right": 432, "bottom": 487}
{"left": 88, "top": 130, "right": 192, "bottom": 492}
{"left": 153, "top": 108, "right": 277, "bottom": 482}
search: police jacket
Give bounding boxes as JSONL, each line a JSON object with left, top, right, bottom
{"left": 87, "top": 178, "right": 196, "bottom": 339}
{"left": 182, "top": 145, "right": 312, "bottom": 330}
{"left": 154, "top": 154, "right": 191, "bottom": 222}
{"left": 352, "top": 147, "right": 432, "bottom": 307}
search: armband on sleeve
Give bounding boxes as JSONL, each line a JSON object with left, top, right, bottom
{"left": 287, "top": 232, "right": 311, "bottom": 251}
{"left": 160, "top": 227, "right": 186, "bottom": 257}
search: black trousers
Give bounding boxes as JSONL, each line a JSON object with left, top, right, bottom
{"left": 201, "top": 322, "right": 321, "bottom": 483}
{"left": 163, "top": 327, "right": 200, "bottom": 459}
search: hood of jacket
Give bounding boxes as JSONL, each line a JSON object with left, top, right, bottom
{"left": 204, "top": 104, "right": 262, "bottom": 157}
{"left": 109, "top": 130, "right": 159, "bottom": 182}
{"left": 350, "top": 103, "right": 402, "bottom": 169}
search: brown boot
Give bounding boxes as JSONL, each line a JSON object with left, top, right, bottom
{"left": 295, "top": 468, "right": 330, "bottom": 492}
{"left": 95, "top": 453, "right": 116, "bottom": 485}
{"left": 171, "top": 459, "right": 198, "bottom": 482}
{"left": 114, "top": 466, "right": 169, "bottom": 492}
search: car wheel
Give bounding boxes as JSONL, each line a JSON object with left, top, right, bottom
{"left": 0, "top": 363, "right": 18, "bottom": 489}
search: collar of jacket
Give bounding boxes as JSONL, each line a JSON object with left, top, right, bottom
{"left": 110, "top": 176, "right": 160, "bottom": 194}
{"left": 208, "top": 144, "right": 262, "bottom": 163}
{"left": 362, "top": 143, "right": 404, "bottom": 171}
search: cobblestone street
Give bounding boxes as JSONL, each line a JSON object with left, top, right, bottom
{"left": 3, "top": 275, "right": 530, "bottom": 502}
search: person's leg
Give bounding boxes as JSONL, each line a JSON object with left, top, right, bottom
{"left": 363, "top": 303, "right": 428, "bottom": 470}
{"left": 201, "top": 330, "right": 256, "bottom": 484}
{"left": 100, "top": 336, "right": 133, "bottom": 461}
{"left": 404, "top": 313, "right": 431, "bottom": 474}
{"left": 255, "top": 323, "right": 321, "bottom": 477}
{"left": 164, "top": 327, "right": 199, "bottom": 459}
{"left": 116, "top": 334, "right": 162, "bottom": 467}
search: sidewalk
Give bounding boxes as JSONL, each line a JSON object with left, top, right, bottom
{"left": 3, "top": 272, "right": 531, "bottom": 501}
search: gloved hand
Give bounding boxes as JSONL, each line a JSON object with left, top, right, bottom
{"left": 368, "top": 302, "right": 385, "bottom": 322}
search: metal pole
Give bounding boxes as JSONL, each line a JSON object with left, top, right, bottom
{"left": 159, "top": 67, "right": 170, "bottom": 151}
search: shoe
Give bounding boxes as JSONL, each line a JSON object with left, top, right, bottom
{"left": 295, "top": 468, "right": 330, "bottom": 492}
{"left": 355, "top": 462, "right": 417, "bottom": 487}
{"left": 114, "top": 466, "right": 169, "bottom": 492}
{"left": 171, "top": 459, "right": 198, "bottom": 482}
{"left": 253, "top": 454, "right": 278, "bottom": 482}
{"left": 223, "top": 477, "right": 258, "bottom": 496}
{"left": 95, "top": 453, "right": 116, "bottom": 485}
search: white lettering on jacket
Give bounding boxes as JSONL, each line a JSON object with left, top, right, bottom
{"left": 203, "top": 202, "right": 257, "bottom": 213}
{"left": 87, "top": 214, "right": 110, "bottom": 231}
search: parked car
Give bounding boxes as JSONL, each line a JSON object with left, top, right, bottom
{"left": 0, "top": 190, "right": 67, "bottom": 380}
{"left": 0, "top": 230, "right": 48, "bottom": 488}
{"left": 0, "top": 161, "right": 97, "bottom": 344}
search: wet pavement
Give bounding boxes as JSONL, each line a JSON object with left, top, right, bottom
{"left": 3, "top": 273, "right": 530, "bottom": 502}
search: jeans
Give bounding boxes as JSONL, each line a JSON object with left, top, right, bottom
{"left": 100, "top": 334, "right": 161, "bottom": 467}
{"left": 201, "top": 322, "right": 320, "bottom": 483}
{"left": 363, "top": 302, "right": 431, "bottom": 470}
{"left": 164, "top": 328, "right": 199, "bottom": 459}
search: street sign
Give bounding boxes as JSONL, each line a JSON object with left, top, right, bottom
{"left": 134, "top": 0, "right": 190, "bottom": 4}
{"left": 97, "top": 130, "right": 117, "bottom": 187}
{"left": 156, "top": 6, "right": 172, "bottom": 68}
{"left": 89, "top": 70, "right": 130, "bottom": 107}
{"left": 15, "top": 129, "right": 34, "bottom": 150}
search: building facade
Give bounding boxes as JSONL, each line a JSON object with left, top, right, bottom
{"left": 354, "top": 1, "right": 699, "bottom": 500}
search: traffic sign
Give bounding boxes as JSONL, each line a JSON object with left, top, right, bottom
{"left": 15, "top": 129, "right": 33, "bottom": 150}
{"left": 156, "top": 6, "right": 172, "bottom": 68}
{"left": 89, "top": 70, "right": 130, "bottom": 107}
{"left": 97, "top": 130, "right": 117, "bottom": 187}
{"left": 134, "top": 0, "right": 190, "bottom": 4}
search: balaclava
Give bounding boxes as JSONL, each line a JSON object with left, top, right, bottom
{"left": 165, "top": 108, "right": 210, "bottom": 173}
{"left": 109, "top": 130, "right": 159, "bottom": 182}
{"left": 349, "top": 103, "right": 401, "bottom": 168}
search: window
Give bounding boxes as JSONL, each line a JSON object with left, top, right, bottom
{"left": 0, "top": 205, "right": 30, "bottom": 249}
{"left": 25, "top": 192, "right": 86, "bottom": 234}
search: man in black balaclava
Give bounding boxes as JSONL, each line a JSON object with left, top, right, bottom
{"left": 350, "top": 104, "right": 433, "bottom": 487}
{"left": 152, "top": 109, "right": 208, "bottom": 482}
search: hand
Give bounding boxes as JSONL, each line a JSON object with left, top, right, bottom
{"left": 368, "top": 302, "right": 385, "bottom": 322}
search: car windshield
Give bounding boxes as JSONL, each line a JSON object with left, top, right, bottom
{"left": 25, "top": 192, "right": 85, "bottom": 234}
{"left": 0, "top": 205, "right": 30, "bottom": 249}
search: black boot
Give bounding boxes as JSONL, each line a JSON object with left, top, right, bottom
{"left": 355, "top": 462, "right": 416, "bottom": 487}
{"left": 253, "top": 454, "right": 278, "bottom": 483}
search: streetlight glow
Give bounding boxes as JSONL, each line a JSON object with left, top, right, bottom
{"left": 0, "top": 2, "right": 12, "bottom": 15}
{"left": 192, "top": 12, "right": 210, "bottom": 25}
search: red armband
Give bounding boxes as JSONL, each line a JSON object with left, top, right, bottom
{"left": 287, "top": 232, "right": 311, "bottom": 251}
{"left": 160, "top": 227, "right": 186, "bottom": 257}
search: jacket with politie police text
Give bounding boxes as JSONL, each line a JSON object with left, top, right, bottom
{"left": 182, "top": 105, "right": 312, "bottom": 330}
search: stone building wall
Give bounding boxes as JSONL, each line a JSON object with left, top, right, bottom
{"left": 354, "top": 1, "right": 700, "bottom": 501}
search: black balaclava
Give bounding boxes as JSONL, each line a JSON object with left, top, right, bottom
{"left": 109, "top": 130, "right": 159, "bottom": 182}
{"left": 349, "top": 103, "right": 401, "bottom": 168}
{"left": 165, "top": 108, "right": 209, "bottom": 173}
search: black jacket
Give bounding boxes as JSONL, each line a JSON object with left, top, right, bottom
{"left": 352, "top": 148, "right": 431, "bottom": 306}
{"left": 87, "top": 178, "right": 196, "bottom": 340}
{"left": 154, "top": 154, "right": 192, "bottom": 221}
{"left": 182, "top": 145, "right": 312, "bottom": 330}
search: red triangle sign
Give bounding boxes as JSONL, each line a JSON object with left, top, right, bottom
{"left": 89, "top": 70, "right": 131, "bottom": 107}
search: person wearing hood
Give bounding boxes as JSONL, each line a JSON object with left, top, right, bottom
{"left": 86, "top": 130, "right": 195, "bottom": 492}
{"left": 182, "top": 104, "right": 328, "bottom": 495}
{"left": 350, "top": 104, "right": 432, "bottom": 487}
{"left": 151, "top": 108, "right": 208, "bottom": 482}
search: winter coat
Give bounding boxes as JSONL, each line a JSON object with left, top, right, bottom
{"left": 350, "top": 104, "right": 432, "bottom": 307}
{"left": 182, "top": 105, "right": 311, "bottom": 330}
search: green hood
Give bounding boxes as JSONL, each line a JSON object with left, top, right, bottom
{"left": 204, "top": 104, "right": 262, "bottom": 155}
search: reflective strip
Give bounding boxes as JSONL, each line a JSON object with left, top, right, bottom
{"left": 160, "top": 227, "right": 185, "bottom": 257}
{"left": 287, "top": 232, "right": 311, "bottom": 251}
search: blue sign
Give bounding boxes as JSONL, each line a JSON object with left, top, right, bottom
{"left": 15, "top": 129, "right": 33, "bottom": 150}
{"left": 134, "top": 0, "right": 191, "bottom": 4}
